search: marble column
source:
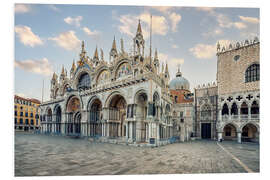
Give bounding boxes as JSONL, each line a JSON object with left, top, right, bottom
{"left": 126, "top": 122, "right": 129, "bottom": 139}
{"left": 218, "top": 132, "right": 223, "bottom": 142}
{"left": 248, "top": 105, "right": 251, "bottom": 120}
{"left": 237, "top": 132, "right": 242, "bottom": 143}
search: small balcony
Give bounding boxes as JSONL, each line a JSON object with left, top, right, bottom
{"left": 221, "top": 114, "right": 259, "bottom": 122}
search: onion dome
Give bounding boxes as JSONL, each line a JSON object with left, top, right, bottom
{"left": 169, "top": 65, "right": 190, "bottom": 91}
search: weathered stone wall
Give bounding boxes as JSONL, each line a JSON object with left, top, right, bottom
{"left": 217, "top": 43, "right": 260, "bottom": 95}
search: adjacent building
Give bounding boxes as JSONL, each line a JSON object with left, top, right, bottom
{"left": 14, "top": 95, "right": 41, "bottom": 131}
{"left": 194, "top": 83, "right": 218, "bottom": 139}
{"left": 216, "top": 38, "right": 260, "bottom": 143}
{"left": 170, "top": 66, "right": 194, "bottom": 142}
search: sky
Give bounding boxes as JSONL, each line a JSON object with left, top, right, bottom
{"left": 14, "top": 4, "right": 259, "bottom": 102}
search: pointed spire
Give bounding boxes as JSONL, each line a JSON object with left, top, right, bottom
{"left": 94, "top": 45, "right": 99, "bottom": 60}
{"left": 165, "top": 62, "right": 169, "bottom": 74}
{"left": 154, "top": 48, "right": 158, "bottom": 60}
{"left": 136, "top": 19, "right": 142, "bottom": 35}
{"left": 52, "top": 72, "right": 57, "bottom": 80}
{"left": 112, "top": 36, "right": 117, "bottom": 50}
{"left": 61, "top": 65, "right": 65, "bottom": 75}
{"left": 162, "top": 62, "right": 164, "bottom": 73}
{"left": 71, "top": 60, "right": 76, "bottom": 71}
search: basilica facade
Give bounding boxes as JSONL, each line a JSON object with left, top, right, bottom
{"left": 40, "top": 21, "right": 182, "bottom": 146}
{"left": 40, "top": 20, "right": 260, "bottom": 145}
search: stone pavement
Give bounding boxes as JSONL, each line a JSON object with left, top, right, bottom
{"left": 14, "top": 132, "right": 259, "bottom": 176}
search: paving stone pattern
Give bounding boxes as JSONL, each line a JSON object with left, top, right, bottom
{"left": 15, "top": 132, "right": 259, "bottom": 176}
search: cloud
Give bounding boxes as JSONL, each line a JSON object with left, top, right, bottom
{"left": 118, "top": 13, "right": 169, "bottom": 39}
{"left": 64, "top": 16, "right": 83, "bottom": 27}
{"left": 233, "top": 22, "right": 247, "bottom": 29}
{"left": 203, "top": 28, "right": 223, "bottom": 38}
{"left": 189, "top": 44, "right": 216, "bottom": 59}
{"left": 196, "top": 7, "right": 216, "bottom": 14}
{"left": 169, "top": 12, "right": 181, "bottom": 32}
{"left": 172, "top": 44, "right": 179, "bottom": 49}
{"left": 158, "top": 53, "right": 184, "bottom": 69}
{"left": 15, "top": 25, "right": 43, "bottom": 47}
{"left": 82, "top": 27, "right": 100, "bottom": 36}
{"left": 239, "top": 16, "right": 259, "bottom": 24}
{"left": 15, "top": 4, "right": 31, "bottom": 14}
{"left": 150, "top": 6, "right": 174, "bottom": 14}
{"left": 48, "top": 5, "right": 60, "bottom": 12}
{"left": 15, "top": 58, "right": 53, "bottom": 76}
{"left": 49, "top": 31, "right": 80, "bottom": 51}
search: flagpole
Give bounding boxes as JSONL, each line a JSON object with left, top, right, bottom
{"left": 42, "top": 79, "right": 44, "bottom": 104}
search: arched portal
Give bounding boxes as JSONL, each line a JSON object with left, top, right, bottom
{"left": 55, "top": 105, "right": 62, "bottom": 133}
{"left": 135, "top": 91, "right": 148, "bottom": 142}
{"left": 242, "top": 123, "right": 258, "bottom": 142}
{"left": 66, "top": 96, "right": 81, "bottom": 136}
{"left": 108, "top": 94, "right": 127, "bottom": 137}
{"left": 223, "top": 123, "right": 237, "bottom": 140}
{"left": 46, "top": 108, "right": 52, "bottom": 133}
{"left": 88, "top": 98, "right": 102, "bottom": 137}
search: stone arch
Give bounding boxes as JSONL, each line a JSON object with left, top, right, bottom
{"left": 53, "top": 104, "right": 62, "bottom": 133}
{"left": 134, "top": 89, "right": 148, "bottom": 118}
{"left": 73, "top": 68, "right": 91, "bottom": 89}
{"left": 219, "top": 121, "right": 241, "bottom": 132}
{"left": 107, "top": 93, "right": 127, "bottom": 137}
{"left": 94, "top": 65, "right": 110, "bottom": 84}
{"left": 62, "top": 83, "right": 70, "bottom": 96}
{"left": 240, "top": 121, "right": 260, "bottom": 133}
{"left": 64, "top": 94, "right": 83, "bottom": 113}
{"left": 113, "top": 60, "right": 133, "bottom": 79}
{"left": 105, "top": 90, "right": 126, "bottom": 108}
{"left": 87, "top": 95, "right": 103, "bottom": 111}
{"left": 241, "top": 123, "right": 259, "bottom": 142}
{"left": 222, "top": 123, "right": 238, "bottom": 140}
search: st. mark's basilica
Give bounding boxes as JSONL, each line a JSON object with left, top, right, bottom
{"left": 40, "top": 20, "right": 260, "bottom": 146}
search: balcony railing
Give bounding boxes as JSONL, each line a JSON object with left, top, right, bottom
{"left": 221, "top": 114, "right": 259, "bottom": 121}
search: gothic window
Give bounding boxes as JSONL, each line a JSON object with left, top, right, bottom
{"left": 201, "top": 104, "right": 211, "bottom": 117}
{"left": 231, "top": 103, "right": 238, "bottom": 115}
{"left": 241, "top": 102, "right": 248, "bottom": 115}
{"left": 77, "top": 73, "right": 90, "bottom": 89}
{"left": 117, "top": 63, "right": 131, "bottom": 78}
{"left": 222, "top": 103, "right": 229, "bottom": 115}
{"left": 251, "top": 101, "right": 259, "bottom": 114}
{"left": 245, "top": 64, "right": 259, "bottom": 83}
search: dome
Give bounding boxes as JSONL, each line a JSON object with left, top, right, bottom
{"left": 169, "top": 67, "right": 190, "bottom": 91}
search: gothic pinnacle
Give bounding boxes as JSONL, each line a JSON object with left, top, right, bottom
{"left": 94, "top": 46, "right": 99, "bottom": 60}
{"left": 112, "top": 36, "right": 117, "bottom": 50}
{"left": 136, "top": 19, "right": 142, "bottom": 35}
